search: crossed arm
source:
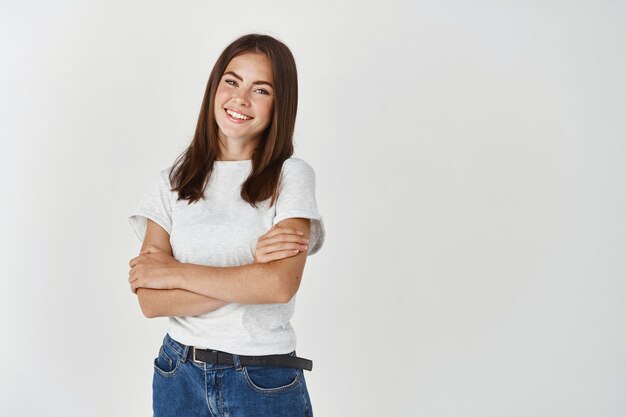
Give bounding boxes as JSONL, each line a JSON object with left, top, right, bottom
{"left": 130, "top": 218, "right": 311, "bottom": 318}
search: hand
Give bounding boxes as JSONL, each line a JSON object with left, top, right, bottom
{"left": 128, "top": 245, "right": 182, "bottom": 294}
{"left": 254, "top": 224, "right": 309, "bottom": 263}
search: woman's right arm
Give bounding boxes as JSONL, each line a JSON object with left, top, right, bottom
{"left": 134, "top": 219, "right": 229, "bottom": 318}
{"left": 137, "top": 288, "right": 228, "bottom": 318}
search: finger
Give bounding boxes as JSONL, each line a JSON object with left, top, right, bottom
{"left": 129, "top": 254, "right": 147, "bottom": 267}
{"left": 259, "top": 241, "right": 308, "bottom": 255}
{"left": 261, "top": 249, "right": 302, "bottom": 263}
{"left": 128, "top": 266, "right": 140, "bottom": 282}
{"left": 261, "top": 230, "right": 308, "bottom": 245}
{"left": 265, "top": 226, "right": 305, "bottom": 238}
{"left": 277, "top": 249, "right": 303, "bottom": 258}
{"left": 258, "top": 234, "right": 308, "bottom": 251}
{"left": 280, "top": 227, "right": 305, "bottom": 236}
{"left": 131, "top": 279, "right": 144, "bottom": 293}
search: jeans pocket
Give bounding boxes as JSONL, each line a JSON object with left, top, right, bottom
{"left": 242, "top": 364, "right": 300, "bottom": 394}
{"left": 153, "top": 343, "right": 181, "bottom": 378}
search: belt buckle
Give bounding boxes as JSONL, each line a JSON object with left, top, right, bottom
{"left": 192, "top": 347, "right": 216, "bottom": 364}
{"left": 193, "top": 347, "right": 206, "bottom": 364}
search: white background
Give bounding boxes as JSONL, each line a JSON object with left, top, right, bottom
{"left": 1, "top": 1, "right": 625, "bottom": 416}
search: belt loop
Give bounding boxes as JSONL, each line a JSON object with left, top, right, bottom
{"left": 233, "top": 353, "right": 242, "bottom": 371}
{"left": 180, "top": 343, "right": 189, "bottom": 364}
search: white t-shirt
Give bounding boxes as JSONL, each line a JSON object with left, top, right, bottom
{"left": 128, "top": 157, "right": 325, "bottom": 355}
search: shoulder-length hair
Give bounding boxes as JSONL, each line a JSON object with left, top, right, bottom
{"left": 169, "top": 33, "right": 298, "bottom": 208}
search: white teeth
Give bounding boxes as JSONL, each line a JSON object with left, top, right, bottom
{"left": 226, "top": 109, "right": 251, "bottom": 120}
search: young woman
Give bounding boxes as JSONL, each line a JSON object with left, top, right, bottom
{"left": 127, "top": 33, "right": 324, "bottom": 417}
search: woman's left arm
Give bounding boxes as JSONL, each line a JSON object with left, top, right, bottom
{"left": 130, "top": 218, "right": 311, "bottom": 304}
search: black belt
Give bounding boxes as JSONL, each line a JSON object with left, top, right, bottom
{"left": 191, "top": 347, "right": 313, "bottom": 371}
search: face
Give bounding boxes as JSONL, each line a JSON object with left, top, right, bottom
{"left": 214, "top": 52, "right": 275, "bottom": 146}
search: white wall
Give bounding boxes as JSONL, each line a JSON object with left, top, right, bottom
{"left": 1, "top": 0, "right": 625, "bottom": 416}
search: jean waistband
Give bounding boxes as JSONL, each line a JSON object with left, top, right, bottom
{"left": 161, "top": 333, "right": 314, "bottom": 371}
{"left": 163, "top": 333, "right": 297, "bottom": 360}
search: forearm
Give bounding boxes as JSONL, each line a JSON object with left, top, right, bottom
{"left": 177, "top": 262, "right": 285, "bottom": 305}
{"left": 136, "top": 288, "right": 230, "bottom": 318}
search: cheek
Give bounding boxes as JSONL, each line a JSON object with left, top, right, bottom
{"left": 214, "top": 91, "right": 229, "bottom": 118}
{"left": 214, "top": 87, "right": 229, "bottom": 105}
{"left": 258, "top": 100, "right": 274, "bottom": 120}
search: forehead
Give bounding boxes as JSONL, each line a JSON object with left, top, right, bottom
{"left": 223, "top": 52, "right": 273, "bottom": 81}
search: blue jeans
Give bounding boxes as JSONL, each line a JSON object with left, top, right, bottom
{"left": 152, "top": 333, "right": 314, "bottom": 417}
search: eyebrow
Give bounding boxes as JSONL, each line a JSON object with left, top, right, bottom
{"left": 223, "top": 71, "right": 274, "bottom": 88}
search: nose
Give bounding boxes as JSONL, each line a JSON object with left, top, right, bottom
{"left": 232, "top": 91, "right": 250, "bottom": 106}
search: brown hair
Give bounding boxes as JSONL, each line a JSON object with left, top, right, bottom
{"left": 169, "top": 33, "right": 298, "bottom": 207}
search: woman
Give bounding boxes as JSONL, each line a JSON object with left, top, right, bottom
{"left": 127, "top": 33, "right": 324, "bottom": 417}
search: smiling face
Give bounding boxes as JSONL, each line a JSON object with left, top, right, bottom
{"left": 214, "top": 52, "right": 275, "bottom": 151}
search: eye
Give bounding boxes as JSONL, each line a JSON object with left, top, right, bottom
{"left": 255, "top": 88, "right": 270, "bottom": 95}
{"left": 224, "top": 79, "right": 238, "bottom": 86}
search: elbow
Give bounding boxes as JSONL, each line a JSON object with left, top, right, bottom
{"left": 142, "top": 308, "right": 157, "bottom": 319}
{"left": 260, "top": 262, "right": 303, "bottom": 304}
{"left": 274, "top": 274, "right": 301, "bottom": 304}
{"left": 274, "top": 291, "right": 292, "bottom": 304}
{"left": 136, "top": 289, "right": 158, "bottom": 318}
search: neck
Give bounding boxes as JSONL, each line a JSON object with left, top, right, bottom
{"left": 217, "top": 135, "right": 260, "bottom": 161}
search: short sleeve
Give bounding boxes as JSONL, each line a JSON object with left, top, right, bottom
{"left": 128, "top": 168, "right": 174, "bottom": 242}
{"left": 273, "top": 158, "right": 325, "bottom": 255}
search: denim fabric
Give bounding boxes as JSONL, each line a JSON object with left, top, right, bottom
{"left": 152, "top": 333, "right": 314, "bottom": 417}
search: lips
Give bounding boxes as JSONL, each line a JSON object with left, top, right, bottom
{"left": 225, "top": 108, "right": 253, "bottom": 122}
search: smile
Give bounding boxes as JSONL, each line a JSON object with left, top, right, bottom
{"left": 225, "top": 108, "right": 253, "bottom": 121}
